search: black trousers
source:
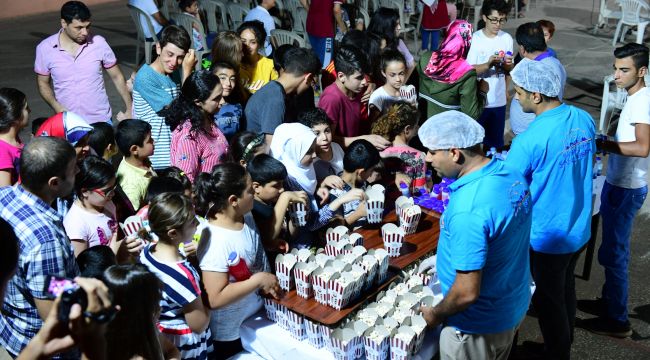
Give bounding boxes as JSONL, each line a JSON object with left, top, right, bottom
{"left": 530, "top": 249, "right": 581, "bottom": 360}
{"left": 210, "top": 338, "right": 243, "bottom": 360}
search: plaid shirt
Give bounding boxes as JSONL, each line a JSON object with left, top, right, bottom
{"left": 0, "top": 186, "right": 79, "bottom": 357}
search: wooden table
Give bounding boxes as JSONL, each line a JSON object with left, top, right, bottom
{"left": 273, "top": 210, "right": 441, "bottom": 325}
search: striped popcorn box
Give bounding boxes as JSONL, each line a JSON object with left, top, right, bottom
{"left": 275, "top": 253, "right": 297, "bottom": 291}
{"left": 319, "top": 323, "right": 335, "bottom": 351}
{"left": 312, "top": 267, "right": 336, "bottom": 305}
{"left": 381, "top": 223, "right": 405, "bottom": 258}
{"left": 291, "top": 248, "right": 313, "bottom": 263}
{"left": 315, "top": 253, "right": 334, "bottom": 268}
{"left": 349, "top": 264, "right": 367, "bottom": 300}
{"left": 330, "top": 328, "right": 358, "bottom": 360}
{"left": 360, "top": 255, "right": 379, "bottom": 290}
{"left": 399, "top": 205, "right": 422, "bottom": 235}
{"left": 363, "top": 326, "right": 391, "bottom": 360}
{"left": 345, "top": 320, "right": 369, "bottom": 359}
{"left": 325, "top": 240, "right": 348, "bottom": 257}
{"left": 289, "top": 202, "right": 307, "bottom": 227}
{"left": 369, "top": 249, "right": 389, "bottom": 284}
{"left": 263, "top": 298, "right": 278, "bottom": 322}
{"left": 416, "top": 273, "right": 431, "bottom": 287}
{"left": 389, "top": 326, "right": 416, "bottom": 360}
{"left": 349, "top": 233, "right": 365, "bottom": 247}
{"left": 328, "top": 272, "right": 356, "bottom": 310}
{"left": 403, "top": 316, "right": 427, "bottom": 354}
{"left": 294, "top": 262, "right": 318, "bottom": 299}
{"left": 326, "top": 225, "right": 349, "bottom": 243}
{"left": 119, "top": 215, "right": 143, "bottom": 239}
{"left": 366, "top": 200, "right": 385, "bottom": 224}
{"left": 276, "top": 304, "right": 290, "bottom": 331}
{"left": 396, "top": 293, "right": 420, "bottom": 316}
{"left": 305, "top": 318, "right": 324, "bottom": 348}
{"left": 287, "top": 310, "right": 307, "bottom": 340}
{"left": 394, "top": 196, "right": 414, "bottom": 221}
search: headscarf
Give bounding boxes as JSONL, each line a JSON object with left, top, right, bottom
{"left": 424, "top": 20, "right": 474, "bottom": 84}
{"left": 36, "top": 111, "right": 93, "bottom": 146}
{"left": 270, "top": 123, "right": 317, "bottom": 194}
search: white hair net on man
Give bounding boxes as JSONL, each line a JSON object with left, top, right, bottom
{"left": 417, "top": 110, "right": 485, "bottom": 151}
{"left": 511, "top": 58, "right": 561, "bottom": 97}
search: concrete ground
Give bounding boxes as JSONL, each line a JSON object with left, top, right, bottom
{"left": 0, "top": 0, "right": 649, "bottom": 358}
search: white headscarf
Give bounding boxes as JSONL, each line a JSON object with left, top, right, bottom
{"left": 270, "top": 123, "right": 318, "bottom": 194}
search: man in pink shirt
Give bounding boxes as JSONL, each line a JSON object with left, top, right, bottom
{"left": 35, "top": 1, "right": 132, "bottom": 124}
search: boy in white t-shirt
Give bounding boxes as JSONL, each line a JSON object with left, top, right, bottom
{"left": 466, "top": 0, "right": 513, "bottom": 149}
{"left": 582, "top": 43, "right": 650, "bottom": 338}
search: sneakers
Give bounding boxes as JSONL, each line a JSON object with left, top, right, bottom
{"left": 581, "top": 317, "right": 633, "bottom": 338}
{"left": 577, "top": 297, "right": 607, "bottom": 317}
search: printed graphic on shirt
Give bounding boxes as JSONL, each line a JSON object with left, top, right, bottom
{"left": 508, "top": 181, "right": 531, "bottom": 221}
{"left": 560, "top": 128, "right": 593, "bottom": 167}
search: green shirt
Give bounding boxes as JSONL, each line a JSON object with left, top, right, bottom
{"left": 116, "top": 159, "right": 155, "bottom": 209}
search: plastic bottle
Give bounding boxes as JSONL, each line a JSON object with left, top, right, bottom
{"left": 441, "top": 186, "right": 450, "bottom": 202}
{"left": 431, "top": 184, "right": 441, "bottom": 199}
{"left": 425, "top": 170, "right": 434, "bottom": 191}
{"left": 487, "top": 147, "right": 497, "bottom": 158}
{"left": 227, "top": 252, "right": 251, "bottom": 281}
{"left": 399, "top": 182, "right": 410, "bottom": 197}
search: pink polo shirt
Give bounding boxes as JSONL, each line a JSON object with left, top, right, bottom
{"left": 171, "top": 120, "right": 230, "bottom": 183}
{"left": 35, "top": 31, "right": 117, "bottom": 123}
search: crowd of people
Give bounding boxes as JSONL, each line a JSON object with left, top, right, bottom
{"left": 0, "top": 0, "right": 648, "bottom": 359}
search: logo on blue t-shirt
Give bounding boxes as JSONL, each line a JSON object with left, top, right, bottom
{"left": 508, "top": 181, "right": 531, "bottom": 221}
{"left": 560, "top": 128, "right": 593, "bottom": 167}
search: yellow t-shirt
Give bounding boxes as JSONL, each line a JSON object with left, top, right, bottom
{"left": 116, "top": 159, "right": 156, "bottom": 210}
{"left": 240, "top": 56, "right": 278, "bottom": 94}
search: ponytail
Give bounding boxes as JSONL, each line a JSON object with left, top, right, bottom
{"left": 193, "top": 163, "right": 248, "bottom": 217}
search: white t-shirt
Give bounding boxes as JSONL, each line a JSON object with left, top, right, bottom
{"left": 314, "top": 142, "right": 345, "bottom": 181}
{"left": 466, "top": 29, "right": 514, "bottom": 108}
{"left": 197, "top": 213, "right": 270, "bottom": 341}
{"left": 129, "top": 0, "right": 164, "bottom": 38}
{"left": 63, "top": 201, "right": 117, "bottom": 248}
{"left": 369, "top": 86, "right": 402, "bottom": 113}
{"left": 606, "top": 86, "right": 650, "bottom": 189}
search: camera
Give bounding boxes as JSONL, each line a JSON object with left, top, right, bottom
{"left": 44, "top": 275, "right": 88, "bottom": 322}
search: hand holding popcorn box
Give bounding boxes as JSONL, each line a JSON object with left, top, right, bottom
{"left": 390, "top": 326, "right": 416, "bottom": 360}
{"left": 363, "top": 326, "right": 392, "bottom": 360}
{"left": 305, "top": 318, "right": 324, "bottom": 348}
{"left": 275, "top": 253, "right": 298, "bottom": 291}
{"left": 330, "top": 328, "right": 358, "bottom": 360}
{"left": 399, "top": 205, "right": 422, "bottom": 235}
{"left": 365, "top": 185, "right": 385, "bottom": 224}
{"left": 287, "top": 310, "right": 307, "bottom": 340}
{"left": 289, "top": 202, "right": 307, "bottom": 227}
{"left": 382, "top": 223, "right": 405, "bottom": 257}
{"left": 294, "top": 262, "right": 318, "bottom": 299}
{"left": 263, "top": 298, "right": 278, "bottom": 322}
{"left": 120, "top": 215, "right": 144, "bottom": 244}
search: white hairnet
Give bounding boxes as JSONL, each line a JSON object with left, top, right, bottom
{"left": 417, "top": 110, "right": 485, "bottom": 150}
{"left": 511, "top": 58, "right": 561, "bottom": 97}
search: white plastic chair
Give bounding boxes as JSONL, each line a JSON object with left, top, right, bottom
{"left": 200, "top": 0, "right": 228, "bottom": 33}
{"left": 237, "top": 0, "right": 255, "bottom": 10}
{"left": 600, "top": 73, "right": 650, "bottom": 132}
{"left": 160, "top": 0, "right": 180, "bottom": 19}
{"left": 172, "top": 13, "right": 209, "bottom": 69}
{"left": 358, "top": 6, "right": 370, "bottom": 29}
{"left": 271, "top": 29, "right": 307, "bottom": 48}
{"left": 612, "top": 0, "right": 650, "bottom": 46}
{"left": 228, "top": 3, "right": 250, "bottom": 30}
{"left": 461, "top": 0, "right": 483, "bottom": 29}
{"left": 127, "top": 4, "right": 159, "bottom": 65}
{"left": 293, "top": 6, "right": 310, "bottom": 46}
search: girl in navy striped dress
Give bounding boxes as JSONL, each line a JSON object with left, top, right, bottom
{"left": 139, "top": 193, "right": 212, "bottom": 360}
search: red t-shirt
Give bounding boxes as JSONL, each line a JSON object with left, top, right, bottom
{"left": 318, "top": 83, "right": 363, "bottom": 137}
{"left": 306, "top": 0, "right": 344, "bottom": 38}
{"left": 421, "top": 0, "right": 449, "bottom": 30}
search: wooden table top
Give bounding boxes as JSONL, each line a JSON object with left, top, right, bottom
{"left": 273, "top": 210, "right": 441, "bottom": 325}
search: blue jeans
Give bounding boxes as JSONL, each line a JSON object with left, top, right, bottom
{"left": 421, "top": 29, "right": 440, "bottom": 51}
{"left": 477, "top": 106, "right": 506, "bottom": 149}
{"left": 598, "top": 182, "right": 647, "bottom": 324}
{"left": 308, "top": 35, "right": 333, "bottom": 69}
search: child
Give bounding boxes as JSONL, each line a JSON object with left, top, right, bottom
{"left": 419, "top": 0, "right": 450, "bottom": 51}
{"left": 139, "top": 193, "right": 212, "bottom": 360}
{"left": 537, "top": 19, "right": 557, "bottom": 58}
{"left": 136, "top": 176, "right": 185, "bottom": 235}
{"left": 157, "top": 166, "right": 193, "bottom": 197}
{"left": 212, "top": 61, "right": 244, "bottom": 140}
{"left": 319, "top": 45, "right": 370, "bottom": 138}
{"left": 298, "top": 108, "right": 345, "bottom": 185}
{"left": 229, "top": 131, "right": 267, "bottom": 167}
{"left": 195, "top": 163, "right": 279, "bottom": 360}
{"left": 368, "top": 50, "right": 409, "bottom": 123}
{"left": 88, "top": 122, "right": 117, "bottom": 160}
{"left": 76, "top": 245, "right": 116, "bottom": 279}
{"left": 160, "top": 70, "right": 229, "bottom": 183}
{"left": 30, "top": 117, "right": 47, "bottom": 137}
{"left": 328, "top": 139, "right": 381, "bottom": 227}
{"left": 64, "top": 155, "right": 120, "bottom": 256}
{"left": 238, "top": 21, "right": 278, "bottom": 94}
{"left": 248, "top": 154, "right": 308, "bottom": 252}
{"left": 179, "top": 0, "right": 205, "bottom": 51}
{"left": 36, "top": 111, "right": 93, "bottom": 162}
{"left": 0, "top": 88, "right": 28, "bottom": 186}
{"left": 116, "top": 119, "right": 156, "bottom": 210}
{"left": 271, "top": 123, "right": 363, "bottom": 246}
{"left": 371, "top": 102, "right": 427, "bottom": 193}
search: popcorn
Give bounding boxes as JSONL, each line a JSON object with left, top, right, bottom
{"left": 329, "top": 272, "right": 356, "bottom": 310}
{"left": 360, "top": 255, "right": 379, "bottom": 290}
{"left": 390, "top": 326, "right": 417, "bottom": 360}
{"left": 403, "top": 316, "right": 427, "bottom": 354}
{"left": 291, "top": 248, "right": 313, "bottom": 263}
{"left": 392, "top": 307, "right": 413, "bottom": 324}
{"left": 330, "top": 328, "right": 357, "bottom": 360}
{"left": 365, "top": 185, "right": 385, "bottom": 224}
{"left": 363, "top": 326, "right": 391, "bottom": 360}
{"left": 356, "top": 308, "right": 380, "bottom": 327}
{"left": 399, "top": 204, "right": 422, "bottom": 235}
{"left": 344, "top": 320, "right": 369, "bottom": 359}
{"left": 294, "top": 262, "right": 318, "bottom": 299}
{"left": 275, "top": 253, "right": 298, "bottom": 291}
{"left": 381, "top": 223, "right": 405, "bottom": 257}
{"left": 312, "top": 267, "right": 337, "bottom": 305}
{"left": 368, "top": 249, "right": 389, "bottom": 284}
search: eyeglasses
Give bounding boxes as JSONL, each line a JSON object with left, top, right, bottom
{"left": 485, "top": 16, "right": 508, "bottom": 25}
{"left": 91, "top": 184, "right": 117, "bottom": 198}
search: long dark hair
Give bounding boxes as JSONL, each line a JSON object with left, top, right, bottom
{"left": 158, "top": 70, "right": 221, "bottom": 134}
{"left": 194, "top": 163, "right": 249, "bottom": 217}
{"left": 368, "top": 7, "right": 401, "bottom": 50}
{"left": 74, "top": 155, "right": 115, "bottom": 198}
{"left": 0, "top": 87, "right": 27, "bottom": 132}
{"left": 104, "top": 264, "right": 164, "bottom": 360}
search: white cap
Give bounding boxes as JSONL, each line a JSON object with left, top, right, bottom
{"left": 417, "top": 110, "right": 485, "bottom": 151}
{"left": 511, "top": 58, "right": 561, "bottom": 97}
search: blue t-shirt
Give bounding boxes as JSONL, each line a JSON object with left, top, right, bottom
{"left": 437, "top": 159, "right": 532, "bottom": 334}
{"left": 506, "top": 103, "right": 595, "bottom": 254}
{"left": 214, "top": 102, "right": 243, "bottom": 140}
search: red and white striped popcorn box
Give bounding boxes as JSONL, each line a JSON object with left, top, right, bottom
{"left": 290, "top": 248, "right": 313, "bottom": 263}
{"left": 349, "top": 264, "right": 367, "bottom": 300}
{"left": 399, "top": 205, "right": 422, "bottom": 235}
{"left": 275, "top": 253, "right": 297, "bottom": 291}
{"left": 345, "top": 320, "right": 369, "bottom": 359}
{"left": 349, "top": 233, "right": 365, "bottom": 247}
{"left": 287, "top": 310, "right": 307, "bottom": 340}
{"left": 325, "top": 240, "right": 348, "bottom": 257}
{"left": 326, "top": 225, "right": 349, "bottom": 243}
{"left": 395, "top": 293, "right": 420, "bottom": 316}
{"left": 315, "top": 253, "right": 334, "bottom": 268}
{"left": 416, "top": 272, "right": 432, "bottom": 287}
{"left": 403, "top": 316, "right": 427, "bottom": 354}
{"left": 289, "top": 202, "right": 307, "bottom": 227}
{"left": 263, "top": 298, "right": 278, "bottom": 322}
{"left": 428, "top": 272, "right": 442, "bottom": 297}
{"left": 363, "top": 326, "right": 392, "bottom": 360}
{"left": 304, "top": 318, "right": 324, "bottom": 348}
{"left": 389, "top": 326, "right": 416, "bottom": 360}
{"left": 293, "top": 262, "right": 318, "bottom": 299}
{"left": 275, "top": 304, "right": 290, "bottom": 331}
{"left": 330, "top": 328, "right": 358, "bottom": 360}
{"left": 395, "top": 196, "right": 414, "bottom": 220}
{"left": 360, "top": 255, "right": 379, "bottom": 290}
{"left": 311, "top": 267, "right": 336, "bottom": 305}
{"left": 366, "top": 199, "right": 385, "bottom": 224}
{"left": 381, "top": 223, "right": 405, "bottom": 258}
{"left": 328, "top": 272, "right": 356, "bottom": 310}
{"left": 119, "top": 215, "right": 143, "bottom": 239}
{"left": 368, "top": 249, "right": 390, "bottom": 284}
{"left": 319, "top": 323, "right": 335, "bottom": 351}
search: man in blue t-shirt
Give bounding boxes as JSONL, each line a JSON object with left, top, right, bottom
{"left": 506, "top": 59, "right": 595, "bottom": 359}
{"left": 417, "top": 110, "right": 532, "bottom": 359}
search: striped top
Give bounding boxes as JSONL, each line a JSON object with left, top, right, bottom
{"left": 171, "top": 120, "right": 229, "bottom": 183}
{"left": 133, "top": 64, "right": 179, "bottom": 169}
{"left": 139, "top": 243, "right": 212, "bottom": 359}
